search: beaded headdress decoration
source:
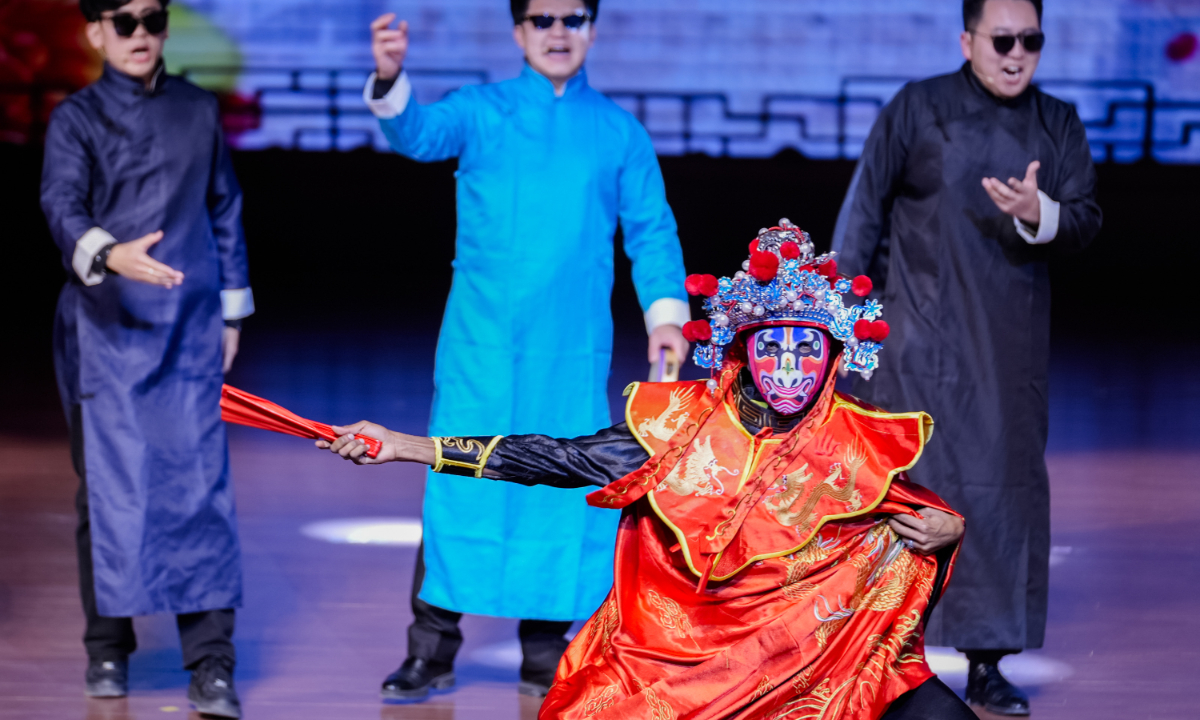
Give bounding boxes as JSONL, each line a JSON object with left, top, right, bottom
{"left": 680, "top": 219, "right": 890, "bottom": 386}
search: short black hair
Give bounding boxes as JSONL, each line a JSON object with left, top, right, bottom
{"left": 80, "top": 0, "right": 169, "bottom": 23}
{"left": 963, "top": 0, "right": 1041, "bottom": 31}
{"left": 511, "top": 0, "right": 598, "bottom": 25}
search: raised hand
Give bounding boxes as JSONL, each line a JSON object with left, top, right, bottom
{"left": 982, "top": 160, "right": 1041, "bottom": 226}
{"left": 371, "top": 13, "right": 408, "bottom": 81}
{"left": 105, "top": 231, "right": 185, "bottom": 288}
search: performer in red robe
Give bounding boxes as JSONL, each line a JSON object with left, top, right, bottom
{"left": 320, "top": 220, "right": 972, "bottom": 720}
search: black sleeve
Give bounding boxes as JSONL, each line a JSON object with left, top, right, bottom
{"left": 830, "top": 84, "right": 913, "bottom": 282}
{"left": 1047, "top": 110, "right": 1103, "bottom": 255}
{"left": 372, "top": 75, "right": 397, "bottom": 99}
{"left": 435, "top": 423, "right": 651, "bottom": 489}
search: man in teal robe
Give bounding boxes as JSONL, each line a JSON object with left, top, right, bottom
{"left": 361, "top": 0, "right": 689, "bottom": 701}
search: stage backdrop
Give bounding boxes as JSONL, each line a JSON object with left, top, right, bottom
{"left": 2, "top": 0, "right": 1199, "bottom": 160}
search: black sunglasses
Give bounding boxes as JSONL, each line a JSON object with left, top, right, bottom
{"left": 524, "top": 12, "right": 591, "bottom": 30}
{"left": 982, "top": 31, "right": 1045, "bottom": 55}
{"left": 107, "top": 9, "right": 169, "bottom": 38}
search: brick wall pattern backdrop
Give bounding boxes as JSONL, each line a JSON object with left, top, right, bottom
{"left": 172, "top": 0, "right": 1200, "bottom": 161}
{"left": 2, "top": 0, "right": 1199, "bottom": 158}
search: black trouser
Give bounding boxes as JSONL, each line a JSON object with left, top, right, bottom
{"left": 958, "top": 648, "right": 1021, "bottom": 665}
{"left": 882, "top": 677, "right": 977, "bottom": 720}
{"left": 70, "top": 404, "right": 236, "bottom": 669}
{"left": 407, "top": 543, "right": 571, "bottom": 679}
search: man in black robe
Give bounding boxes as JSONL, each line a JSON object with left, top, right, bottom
{"left": 831, "top": 0, "right": 1101, "bottom": 715}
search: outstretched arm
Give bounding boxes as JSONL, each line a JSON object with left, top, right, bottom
{"left": 317, "top": 420, "right": 435, "bottom": 465}
{"left": 318, "top": 422, "right": 650, "bottom": 489}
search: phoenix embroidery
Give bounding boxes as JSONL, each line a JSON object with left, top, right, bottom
{"left": 657, "top": 434, "right": 740, "bottom": 496}
{"left": 638, "top": 387, "right": 695, "bottom": 441}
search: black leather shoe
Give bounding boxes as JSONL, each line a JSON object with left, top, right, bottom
{"left": 187, "top": 655, "right": 241, "bottom": 718}
{"left": 517, "top": 670, "right": 554, "bottom": 698}
{"left": 85, "top": 658, "right": 128, "bottom": 698}
{"left": 381, "top": 657, "right": 456, "bottom": 702}
{"left": 966, "top": 660, "right": 1030, "bottom": 716}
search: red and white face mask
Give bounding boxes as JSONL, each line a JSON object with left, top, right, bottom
{"left": 746, "top": 326, "right": 831, "bottom": 415}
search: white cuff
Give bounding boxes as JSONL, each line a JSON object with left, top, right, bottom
{"left": 1014, "top": 190, "right": 1060, "bottom": 245}
{"left": 221, "top": 288, "right": 255, "bottom": 320}
{"left": 644, "top": 298, "right": 691, "bottom": 334}
{"left": 72, "top": 227, "right": 117, "bottom": 286}
{"left": 363, "top": 71, "right": 412, "bottom": 120}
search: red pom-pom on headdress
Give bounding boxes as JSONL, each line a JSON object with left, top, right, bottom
{"left": 851, "top": 275, "right": 873, "bottom": 297}
{"left": 748, "top": 250, "right": 780, "bottom": 282}
{"left": 854, "top": 319, "right": 873, "bottom": 340}
{"left": 779, "top": 241, "right": 800, "bottom": 259}
{"left": 685, "top": 273, "right": 720, "bottom": 297}
{"left": 817, "top": 259, "right": 838, "bottom": 278}
{"left": 748, "top": 239, "right": 759, "bottom": 254}
{"left": 854, "top": 319, "right": 890, "bottom": 342}
{"left": 682, "top": 319, "right": 713, "bottom": 343}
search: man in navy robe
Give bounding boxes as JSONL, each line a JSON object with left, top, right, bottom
{"left": 41, "top": 0, "right": 251, "bottom": 716}
{"left": 832, "top": 0, "right": 1101, "bottom": 715}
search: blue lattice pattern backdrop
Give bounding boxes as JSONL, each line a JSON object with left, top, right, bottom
{"left": 3, "top": 0, "right": 1198, "bottom": 160}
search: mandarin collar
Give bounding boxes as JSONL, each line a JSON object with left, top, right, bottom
{"left": 517, "top": 62, "right": 588, "bottom": 102}
{"left": 98, "top": 61, "right": 167, "bottom": 105}
{"left": 959, "top": 61, "right": 1033, "bottom": 109}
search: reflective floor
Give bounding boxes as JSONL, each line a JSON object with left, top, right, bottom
{"left": 1, "top": 330, "right": 1197, "bottom": 719}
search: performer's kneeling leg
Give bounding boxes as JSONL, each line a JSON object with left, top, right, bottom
{"left": 882, "top": 677, "right": 976, "bottom": 720}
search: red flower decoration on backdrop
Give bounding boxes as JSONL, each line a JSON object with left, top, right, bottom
{"left": 0, "top": 0, "right": 103, "bottom": 144}
{"left": 779, "top": 241, "right": 800, "bottom": 259}
{"left": 851, "top": 275, "right": 873, "bottom": 297}
{"left": 682, "top": 319, "right": 713, "bottom": 343}
{"left": 1166, "top": 32, "right": 1197, "bottom": 63}
{"left": 747, "top": 250, "right": 779, "bottom": 281}
{"left": 685, "top": 273, "right": 720, "bottom": 297}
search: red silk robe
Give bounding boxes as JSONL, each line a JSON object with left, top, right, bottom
{"left": 540, "top": 362, "right": 960, "bottom": 720}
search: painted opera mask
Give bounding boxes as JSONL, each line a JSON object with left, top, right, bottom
{"left": 745, "top": 326, "right": 831, "bottom": 416}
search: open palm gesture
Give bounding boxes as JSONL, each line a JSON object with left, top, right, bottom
{"left": 982, "top": 160, "right": 1041, "bottom": 226}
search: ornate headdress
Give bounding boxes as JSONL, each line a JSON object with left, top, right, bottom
{"left": 681, "top": 219, "right": 889, "bottom": 384}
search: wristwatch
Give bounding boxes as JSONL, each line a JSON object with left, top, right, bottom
{"left": 91, "top": 242, "right": 117, "bottom": 277}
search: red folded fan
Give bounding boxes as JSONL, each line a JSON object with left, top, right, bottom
{"left": 220, "top": 384, "right": 381, "bottom": 458}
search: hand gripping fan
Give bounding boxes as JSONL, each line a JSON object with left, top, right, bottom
{"left": 220, "top": 385, "right": 382, "bottom": 458}
{"left": 649, "top": 348, "right": 680, "bottom": 383}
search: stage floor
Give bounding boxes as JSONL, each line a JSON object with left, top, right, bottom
{"left": 2, "top": 331, "right": 1197, "bottom": 720}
